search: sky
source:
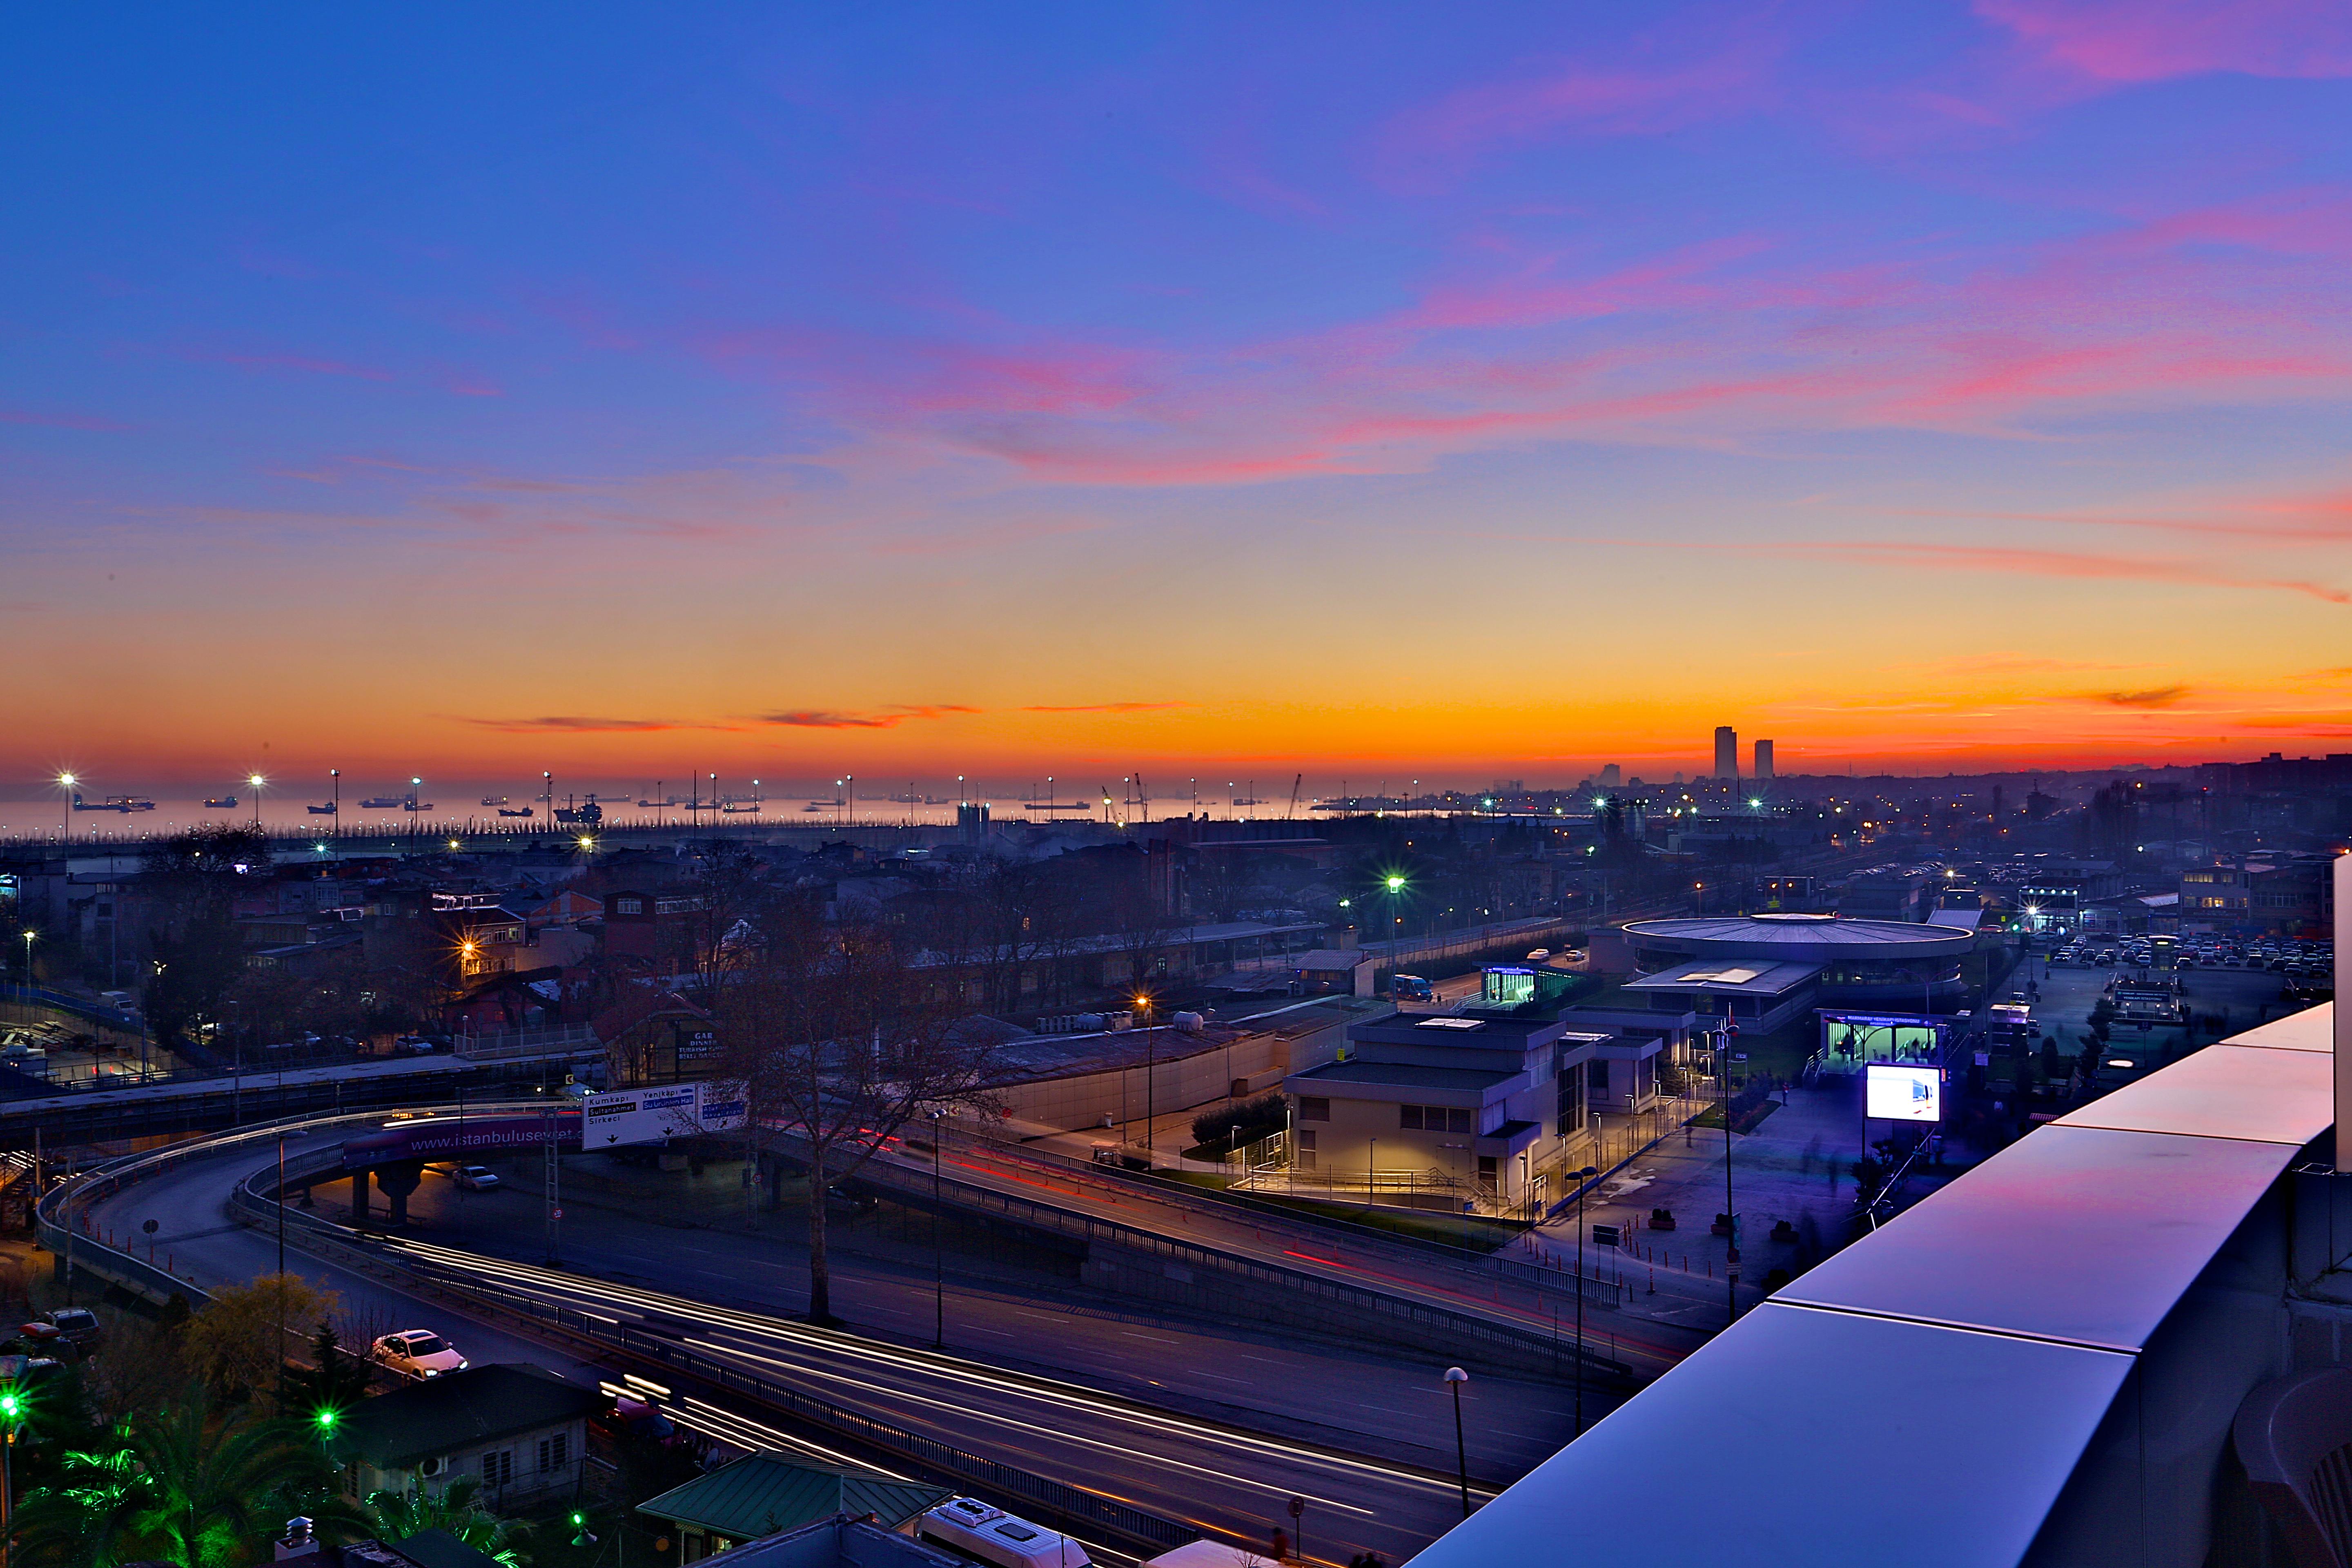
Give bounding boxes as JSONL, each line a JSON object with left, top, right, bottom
{"left": 5, "top": 1, "right": 2351, "bottom": 799}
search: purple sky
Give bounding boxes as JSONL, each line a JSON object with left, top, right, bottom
{"left": 4, "top": 2, "right": 2350, "bottom": 794}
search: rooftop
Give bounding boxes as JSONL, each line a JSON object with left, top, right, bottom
{"left": 1622, "top": 959, "right": 1821, "bottom": 998}
{"left": 330, "top": 1364, "right": 598, "bottom": 1468}
{"left": 1624, "top": 914, "right": 1976, "bottom": 962}
{"left": 1404, "top": 996, "right": 2343, "bottom": 1568}
{"left": 638, "top": 1452, "right": 949, "bottom": 1540}
{"left": 1288, "top": 1061, "right": 1516, "bottom": 1092}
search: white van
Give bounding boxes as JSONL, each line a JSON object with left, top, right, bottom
{"left": 919, "top": 1498, "right": 1091, "bottom": 1568}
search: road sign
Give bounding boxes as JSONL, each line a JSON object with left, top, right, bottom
{"left": 1591, "top": 1223, "right": 1623, "bottom": 1247}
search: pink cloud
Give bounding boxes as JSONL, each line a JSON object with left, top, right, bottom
{"left": 1975, "top": 0, "right": 2352, "bottom": 82}
{"left": 1382, "top": 37, "right": 1777, "bottom": 167}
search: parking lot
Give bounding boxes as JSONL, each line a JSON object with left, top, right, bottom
{"left": 2005, "top": 935, "right": 2319, "bottom": 1062}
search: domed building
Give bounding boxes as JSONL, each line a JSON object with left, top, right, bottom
{"left": 1616, "top": 913, "right": 1980, "bottom": 1033}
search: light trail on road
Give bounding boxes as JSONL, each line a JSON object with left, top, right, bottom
{"left": 379, "top": 1231, "right": 1491, "bottom": 1563}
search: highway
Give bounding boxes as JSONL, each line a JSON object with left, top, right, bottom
{"left": 863, "top": 1120, "right": 1715, "bottom": 1378}
{"left": 76, "top": 1117, "right": 1577, "bottom": 1567}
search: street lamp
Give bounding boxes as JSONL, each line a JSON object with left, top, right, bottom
{"left": 18, "top": 932, "right": 33, "bottom": 985}
{"left": 1718, "top": 1018, "right": 1739, "bottom": 1329}
{"left": 1134, "top": 993, "right": 1156, "bottom": 1162}
{"left": 1571, "top": 1163, "right": 1599, "bottom": 1437}
{"left": 1444, "top": 1367, "right": 1471, "bottom": 1516}
{"left": 249, "top": 773, "right": 266, "bottom": 830}
{"left": 1, "top": 1381, "right": 22, "bottom": 1564}
{"left": 929, "top": 1108, "right": 945, "bottom": 1348}
{"left": 56, "top": 773, "right": 75, "bottom": 844}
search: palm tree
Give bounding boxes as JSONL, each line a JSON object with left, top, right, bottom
{"left": 364, "top": 1476, "right": 532, "bottom": 1567}
{"left": 11, "top": 1390, "right": 352, "bottom": 1568}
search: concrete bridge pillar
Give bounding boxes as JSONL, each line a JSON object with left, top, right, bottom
{"left": 349, "top": 1170, "right": 369, "bottom": 1226}
{"left": 374, "top": 1160, "right": 424, "bottom": 1226}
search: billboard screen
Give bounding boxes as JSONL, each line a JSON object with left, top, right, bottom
{"left": 1864, "top": 1063, "right": 1942, "bottom": 1123}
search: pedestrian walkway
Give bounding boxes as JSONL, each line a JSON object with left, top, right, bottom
{"left": 1515, "top": 1085, "right": 1867, "bottom": 1331}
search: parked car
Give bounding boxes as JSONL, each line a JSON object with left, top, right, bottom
{"left": 7, "top": 1323, "right": 79, "bottom": 1364}
{"left": 40, "top": 1308, "right": 100, "bottom": 1352}
{"left": 371, "top": 1330, "right": 468, "bottom": 1379}
{"left": 0, "top": 1354, "right": 70, "bottom": 1390}
{"left": 452, "top": 1165, "right": 500, "bottom": 1192}
{"left": 392, "top": 1036, "right": 441, "bottom": 1055}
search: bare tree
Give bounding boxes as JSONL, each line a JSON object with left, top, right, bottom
{"left": 679, "top": 842, "right": 766, "bottom": 1004}
{"left": 715, "top": 903, "right": 1001, "bottom": 1323}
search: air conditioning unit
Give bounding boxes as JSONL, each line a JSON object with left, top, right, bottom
{"left": 417, "top": 1457, "right": 446, "bottom": 1479}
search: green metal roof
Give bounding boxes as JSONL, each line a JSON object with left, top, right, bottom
{"left": 637, "top": 1452, "right": 951, "bottom": 1541}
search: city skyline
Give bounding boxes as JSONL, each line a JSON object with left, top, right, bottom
{"left": 7, "top": 4, "right": 2352, "bottom": 780}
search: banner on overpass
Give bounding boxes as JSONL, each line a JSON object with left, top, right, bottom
{"left": 583, "top": 1080, "right": 745, "bottom": 1149}
{"left": 341, "top": 1112, "right": 578, "bottom": 1169}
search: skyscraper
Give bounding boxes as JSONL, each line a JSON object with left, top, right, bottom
{"left": 1599, "top": 764, "right": 1621, "bottom": 788}
{"left": 1754, "top": 739, "right": 1774, "bottom": 781}
{"left": 1714, "top": 726, "right": 1738, "bottom": 780}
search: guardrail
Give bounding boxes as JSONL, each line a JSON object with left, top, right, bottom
{"left": 31, "top": 1102, "right": 553, "bottom": 1305}
{"left": 799, "top": 1131, "right": 1631, "bottom": 1374}
{"left": 219, "top": 1153, "right": 1196, "bottom": 1557}
{"left": 942, "top": 1123, "right": 1637, "bottom": 1312}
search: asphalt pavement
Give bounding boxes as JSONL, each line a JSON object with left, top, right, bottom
{"left": 77, "top": 1119, "right": 1580, "bottom": 1567}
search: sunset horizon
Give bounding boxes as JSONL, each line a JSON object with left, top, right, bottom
{"left": 7, "top": 5, "right": 2350, "bottom": 788}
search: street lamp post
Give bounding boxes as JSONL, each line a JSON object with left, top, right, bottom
{"left": 1571, "top": 1162, "right": 1599, "bottom": 1436}
{"left": 1719, "top": 1018, "right": 1739, "bottom": 1328}
{"left": 930, "top": 1109, "right": 945, "bottom": 1349}
{"left": 1136, "top": 994, "right": 1156, "bottom": 1163}
{"left": 56, "top": 773, "right": 75, "bottom": 845}
{"left": 249, "top": 773, "right": 266, "bottom": 831}
{"left": 1444, "top": 1367, "right": 1471, "bottom": 1516}
{"left": 0, "top": 1385, "right": 20, "bottom": 1568}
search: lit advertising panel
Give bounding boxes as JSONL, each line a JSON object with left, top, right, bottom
{"left": 1865, "top": 1062, "right": 1941, "bottom": 1123}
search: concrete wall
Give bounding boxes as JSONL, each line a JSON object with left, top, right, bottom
{"left": 987, "top": 1029, "right": 1290, "bottom": 1134}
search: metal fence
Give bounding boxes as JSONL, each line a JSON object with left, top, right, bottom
{"left": 453, "top": 1024, "right": 603, "bottom": 1062}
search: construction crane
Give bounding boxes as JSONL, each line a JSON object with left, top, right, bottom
{"left": 1287, "top": 773, "right": 1303, "bottom": 820}
{"left": 1134, "top": 773, "right": 1149, "bottom": 822}
{"left": 1100, "top": 783, "right": 1118, "bottom": 824}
